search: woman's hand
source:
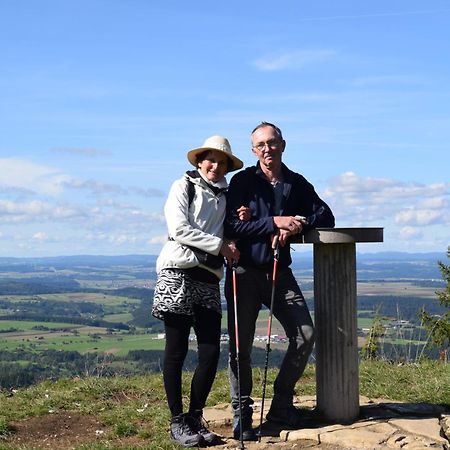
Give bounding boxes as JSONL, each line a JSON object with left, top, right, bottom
{"left": 237, "top": 206, "right": 251, "bottom": 221}
{"left": 220, "top": 241, "right": 240, "bottom": 266}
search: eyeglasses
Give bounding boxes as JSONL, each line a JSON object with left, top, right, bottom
{"left": 252, "top": 139, "right": 282, "bottom": 152}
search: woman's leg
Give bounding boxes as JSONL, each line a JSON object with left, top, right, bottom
{"left": 163, "top": 312, "right": 192, "bottom": 417}
{"left": 188, "top": 305, "right": 222, "bottom": 413}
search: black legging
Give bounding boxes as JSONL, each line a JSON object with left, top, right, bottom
{"left": 163, "top": 305, "right": 221, "bottom": 417}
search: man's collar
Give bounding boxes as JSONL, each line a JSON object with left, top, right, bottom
{"left": 255, "top": 161, "right": 290, "bottom": 180}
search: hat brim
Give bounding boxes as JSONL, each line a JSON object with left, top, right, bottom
{"left": 187, "top": 147, "right": 243, "bottom": 172}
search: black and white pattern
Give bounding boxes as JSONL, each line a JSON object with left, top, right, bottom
{"left": 152, "top": 268, "right": 221, "bottom": 320}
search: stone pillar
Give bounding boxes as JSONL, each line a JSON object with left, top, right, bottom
{"left": 313, "top": 242, "right": 358, "bottom": 423}
{"left": 291, "top": 228, "right": 383, "bottom": 424}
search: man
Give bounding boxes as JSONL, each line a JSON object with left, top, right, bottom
{"left": 224, "top": 122, "right": 335, "bottom": 440}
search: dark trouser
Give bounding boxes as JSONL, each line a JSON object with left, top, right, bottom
{"left": 225, "top": 266, "right": 314, "bottom": 415}
{"left": 163, "top": 305, "right": 221, "bottom": 417}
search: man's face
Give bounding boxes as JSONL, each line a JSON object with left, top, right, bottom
{"left": 251, "top": 126, "right": 285, "bottom": 170}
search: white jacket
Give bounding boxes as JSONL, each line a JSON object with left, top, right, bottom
{"left": 156, "top": 170, "right": 228, "bottom": 279}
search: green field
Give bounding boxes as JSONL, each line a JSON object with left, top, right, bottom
{"left": 0, "top": 319, "right": 83, "bottom": 331}
{"left": 0, "top": 276, "right": 437, "bottom": 358}
{"left": 0, "top": 311, "right": 380, "bottom": 356}
{"left": 0, "top": 322, "right": 165, "bottom": 355}
{"left": 0, "top": 252, "right": 444, "bottom": 394}
{"left": 103, "top": 312, "right": 134, "bottom": 323}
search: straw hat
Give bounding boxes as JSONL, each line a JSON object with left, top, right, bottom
{"left": 187, "top": 135, "right": 243, "bottom": 172}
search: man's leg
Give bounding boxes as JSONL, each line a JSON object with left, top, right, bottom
{"left": 266, "top": 268, "right": 315, "bottom": 427}
{"left": 225, "top": 267, "right": 262, "bottom": 439}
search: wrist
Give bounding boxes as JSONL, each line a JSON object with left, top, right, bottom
{"left": 272, "top": 216, "right": 278, "bottom": 229}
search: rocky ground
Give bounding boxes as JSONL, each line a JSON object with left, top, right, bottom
{"left": 203, "top": 396, "right": 450, "bottom": 450}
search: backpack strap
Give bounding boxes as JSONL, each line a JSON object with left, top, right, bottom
{"left": 185, "top": 171, "right": 225, "bottom": 208}
{"left": 186, "top": 178, "right": 195, "bottom": 207}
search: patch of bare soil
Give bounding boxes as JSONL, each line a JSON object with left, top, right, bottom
{"left": 3, "top": 412, "right": 342, "bottom": 450}
{"left": 5, "top": 411, "right": 107, "bottom": 450}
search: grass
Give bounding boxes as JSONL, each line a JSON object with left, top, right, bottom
{"left": 0, "top": 361, "right": 448, "bottom": 449}
{"left": 103, "top": 313, "right": 134, "bottom": 323}
{"left": 0, "top": 333, "right": 166, "bottom": 355}
{"left": 0, "top": 418, "right": 15, "bottom": 439}
{"left": 0, "top": 293, "right": 141, "bottom": 306}
{"left": 0, "top": 320, "right": 84, "bottom": 331}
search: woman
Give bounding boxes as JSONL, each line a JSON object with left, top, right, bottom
{"left": 152, "top": 135, "right": 243, "bottom": 447}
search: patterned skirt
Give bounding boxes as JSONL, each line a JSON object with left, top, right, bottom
{"left": 152, "top": 268, "right": 221, "bottom": 320}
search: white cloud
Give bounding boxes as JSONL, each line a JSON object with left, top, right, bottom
{"left": 252, "top": 49, "right": 336, "bottom": 72}
{"left": 64, "top": 179, "right": 164, "bottom": 198}
{"left": 326, "top": 172, "right": 448, "bottom": 200}
{"left": 325, "top": 171, "right": 394, "bottom": 194}
{"left": 0, "top": 199, "right": 86, "bottom": 223}
{"left": 420, "top": 197, "right": 447, "bottom": 209}
{"left": 51, "top": 147, "right": 112, "bottom": 157}
{"left": 0, "top": 158, "right": 71, "bottom": 196}
{"left": 85, "top": 231, "right": 144, "bottom": 246}
{"left": 0, "top": 158, "right": 164, "bottom": 202}
{"left": 130, "top": 187, "right": 165, "bottom": 198}
{"left": 394, "top": 209, "right": 444, "bottom": 226}
{"left": 324, "top": 172, "right": 450, "bottom": 227}
{"left": 148, "top": 235, "right": 168, "bottom": 245}
{"left": 399, "top": 226, "right": 423, "bottom": 239}
{"left": 64, "top": 179, "right": 127, "bottom": 195}
{"left": 322, "top": 172, "right": 450, "bottom": 253}
{"left": 33, "top": 231, "right": 49, "bottom": 241}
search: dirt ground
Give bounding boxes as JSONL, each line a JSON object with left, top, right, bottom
{"left": 3, "top": 411, "right": 342, "bottom": 450}
{"left": 4, "top": 411, "right": 145, "bottom": 450}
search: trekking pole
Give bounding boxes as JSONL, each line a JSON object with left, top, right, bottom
{"left": 258, "top": 240, "right": 280, "bottom": 442}
{"left": 232, "top": 264, "right": 245, "bottom": 450}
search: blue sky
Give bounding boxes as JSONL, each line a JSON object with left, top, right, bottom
{"left": 0, "top": 1, "right": 449, "bottom": 257}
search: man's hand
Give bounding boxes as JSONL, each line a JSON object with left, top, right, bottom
{"left": 271, "top": 233, "right": 279, "bottom": 250}
{"left": 273, "top": 215, "right": 306, "bottom": 234}
{"left": 273, "top": 229, "right": 297, "bottom": 247}
{"left": 272, "top": 215, "right": 308, "bottom": 247}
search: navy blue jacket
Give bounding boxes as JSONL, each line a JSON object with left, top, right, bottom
{"left": 224, "top": 162, "right": 335, "bottom": 268}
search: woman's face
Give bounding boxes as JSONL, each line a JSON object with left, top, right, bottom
{"left": 198, "top": 150, "right": 229, "bottom": 183}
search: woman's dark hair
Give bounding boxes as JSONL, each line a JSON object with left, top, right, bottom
{"left": 196, "top": 150, "right": 233, "bottom": 172}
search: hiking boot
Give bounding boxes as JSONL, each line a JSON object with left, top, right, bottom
{"left": 233, "top": 414, "right": 256, "bottom": 441}
{"left": 189, "top": 410, "right": 219, "bottom": 444}
{"left": 266, "top": 404, "right": 305, "bottom": 428}
{"left": 170, "top": 413, "right": 203, "bottom": 448}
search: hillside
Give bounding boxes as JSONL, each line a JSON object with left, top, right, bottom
{"left": 0, "top": 362, "right": 449, "bottom": 449}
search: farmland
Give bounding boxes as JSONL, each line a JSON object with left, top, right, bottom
{"left": 0, "top": 252, "right": 446, "bottom": 387}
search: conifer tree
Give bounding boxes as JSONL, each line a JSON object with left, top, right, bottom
{"left": 361, "top": 314, "right": 385, "bottom": 360}
{"left": 420, "top": 247, "right": 450, "bottom": 361}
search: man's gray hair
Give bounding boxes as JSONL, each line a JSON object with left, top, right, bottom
{"left": 251, "top": 122, "right": 283, "bottom": 140}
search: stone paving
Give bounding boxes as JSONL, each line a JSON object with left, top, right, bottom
{"left": 204, "top": 396, "right": 450, "bottom": 449}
